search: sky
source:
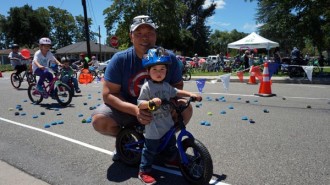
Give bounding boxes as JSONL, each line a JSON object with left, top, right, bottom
{"left": 0, "top": 0, "right": 259, "bottom": 44}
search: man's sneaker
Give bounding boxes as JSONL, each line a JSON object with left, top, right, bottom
{"left": 138, "top": 172, "right": 156, "bottom": 185}
{"left": 112, "top": 149, "right": 121, "bottom": 162}
{"left": 164, "top": 158, "right": 180, "bottom": 169}
{"left": 36, "top": 84, "right": 44, "bottom": 93}
{"left": 75, "top": 88, "right": 81, "bottom": 93}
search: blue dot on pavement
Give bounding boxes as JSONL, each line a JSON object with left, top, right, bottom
{"left": 44, "top": 124, "right": 51, "bottom": 128}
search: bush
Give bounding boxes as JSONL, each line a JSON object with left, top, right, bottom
{"left": 0, "top": 64, "right": 14, "bottom": 72}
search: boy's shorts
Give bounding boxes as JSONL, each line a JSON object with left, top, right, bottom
{"left": 91, "top": 103, "right": 138, "bottom": 127}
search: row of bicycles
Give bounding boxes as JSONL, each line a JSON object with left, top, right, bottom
{"left": 281, "top": 57, "right": 326, "bottom": 78}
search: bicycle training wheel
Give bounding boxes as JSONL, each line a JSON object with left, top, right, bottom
{"left": 27, "top": 73, "right": 36, "bottom": 85}
{"left": 27, "top": 83, "right": 43, "bottom": 104}
{"left": 11, "top": 73, "right": 22, "bottom": 88}
{"left": 116, "top": 128, "right": 144, "bottom": 166}
{"left": 54, "top": 83, "right": 72, "bottom": 106}
{"left": 182, "top": 72, "right": 191, "bottom": 81}
{"left": 180, "top": 138, "right": 213, "bottom": 185}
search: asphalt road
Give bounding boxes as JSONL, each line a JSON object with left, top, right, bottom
{"left": 0, "top": 73, "right": 329, "bottom": 185}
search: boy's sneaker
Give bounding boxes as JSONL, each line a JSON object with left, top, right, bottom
{"left": 36, "top": 84, "right": 44, "bottom": 93}
{"left": 164, "top": 158, "right": 180, "bottom": 169}
{"left": 138, "top": 172, "right": 156, "bottom": 185}
{"left": 75, "top": 88, "right": 81, "bottom": 93}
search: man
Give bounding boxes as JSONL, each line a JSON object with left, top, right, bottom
{"left": 91, "top": 15, "right": 192, "bottom": 161}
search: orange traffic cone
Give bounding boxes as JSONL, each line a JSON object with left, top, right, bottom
{"left": 247, "top": 66, "right": 257, "bottom": 84}
{"left": 0, "top": 71, "right": 3, "bottom": 78}
{"left": 255, "top": 62, "right": 276, "bottom": 97}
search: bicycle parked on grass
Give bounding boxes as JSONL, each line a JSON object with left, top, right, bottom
{"left": 116, "top": 97, "right": 213, "bottom": 185}
{"left": 27, "top": 67, "right": 72, "bottom": 106}
{"left": 10, "top": 62, "right": 36, "bottom": 89}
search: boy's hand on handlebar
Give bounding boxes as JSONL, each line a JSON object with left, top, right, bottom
{"left": 191, "top": 94, "right": 202, "bottom": 102}
{"left": 151, "top": 98, "right": 162, "bottom": 106}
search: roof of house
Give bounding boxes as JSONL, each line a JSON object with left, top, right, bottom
{"left": 55, "top": 41, "right": 119, "bottom": 54}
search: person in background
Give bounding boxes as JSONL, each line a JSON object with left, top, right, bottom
{"left": 32, "top": 37, "right": 62, "bottom": 93}
{"left": 91, "top": 15, "right": 192, "bottom": 165}
{"left": 273, "top": 47, "right": 281, "bottom": 74}
{"left": 291, "top": 47, "right": 302, "bottom": 65}
{"left": 8, "top": 44, "right": 27, "bottom": 76}
{"left": 192, "top": 53, "right": 199, "bottom": 68}
{"left": 318, "top": 54, "right": 325, "bottom": 73}
{"left": 60, "top": 57, "right": 81, "bottom": 93}
{"left": 89, "top": 55, "right": 100, "bottom": 69}
{"left": 73, "top": 53, "right": 89, "bottom": 69}
{"left": 243, "top": 50, "right": 250, "bottom": 70}
{"left": 137, "top": 47, "right": 202, "bottom": 185}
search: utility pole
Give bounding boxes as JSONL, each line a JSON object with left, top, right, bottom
{"left": 99, "top": 25, "right": 101, "bottom": 61}
{"left": 81, "top": 0, "right": 91, "bottom": 59}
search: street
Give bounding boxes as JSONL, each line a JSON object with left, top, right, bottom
{"left": 0, "top": 73, "right": 329, "bottom": 185}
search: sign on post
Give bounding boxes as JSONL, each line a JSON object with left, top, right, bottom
{"left": 110, "top": 36, "right": 119, "bottom": 47}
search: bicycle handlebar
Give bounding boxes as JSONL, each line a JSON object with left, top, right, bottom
{"left": 155, "top": 97, "right": 197, "bottom": 114}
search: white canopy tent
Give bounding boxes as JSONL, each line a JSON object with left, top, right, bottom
{"left": 228, "top": 32, "right": 279, "bottom": 50}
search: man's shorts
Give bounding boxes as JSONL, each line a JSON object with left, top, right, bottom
{"left": 91, "top": 103, "right": 138, "bottom": 127}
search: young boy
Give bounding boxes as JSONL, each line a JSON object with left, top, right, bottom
{"left": 137, "top": 47, "right": 202, "bottom": 185}
{"left": 32, "top": 37, "right": 62, "bottom": 92}
{"left": 60, "top": 57, "right": 81, "bottom": 93}
{"left": 8, "top": 44, "right": 27, "bottom": 76}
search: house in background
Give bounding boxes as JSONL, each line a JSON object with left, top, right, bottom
{"left": 55, "top": 41, "right": 119, "bottom": 62}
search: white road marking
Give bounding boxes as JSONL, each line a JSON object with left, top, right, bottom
{"left": 0, "top": 117, "right": 230, "bottom": 185}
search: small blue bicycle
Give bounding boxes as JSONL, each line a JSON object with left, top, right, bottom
{"left": 116, "top": 97, "right": 213, "bottom": 184}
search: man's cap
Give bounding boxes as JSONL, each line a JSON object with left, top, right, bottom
{"left": 130, "top": 15, "right": 156, "bottom": 32}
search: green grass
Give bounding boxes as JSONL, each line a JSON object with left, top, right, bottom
{"left": 0, "top": 64, "right": 14, "bottom": 72}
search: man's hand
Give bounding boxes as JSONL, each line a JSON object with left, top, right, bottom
{"left": 136, "top": 109, "right": 152, "bottom": 125}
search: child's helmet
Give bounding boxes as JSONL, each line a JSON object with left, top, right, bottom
{"left": 142, "top": 47, "right": 171, "bottom": 68}
{"left": 11, "top": 44, "right": 19, "bottom": 49}
{"left": 61, "top": 57, "right": 69, "bottom": 63}
{"left": 39, "top": 37, "right": 52, "bottom": 45}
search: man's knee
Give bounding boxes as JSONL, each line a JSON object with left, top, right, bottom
{"left": 92, "top": 114, "right": 120, "bottom": 136}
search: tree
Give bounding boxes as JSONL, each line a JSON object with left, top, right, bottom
{"left": 103, "top": 0, "right": 216, "bottom": 56}
{"left": 209, "top": 29, "right": 248, "bottom": 56}
{"left": 3, "top": 5, "right": 50, "bottom": 48}
{"left": 0, "top": 14, "right": 7, "bottom": 49}
{"left": 74, "top": 15, "right": 97, "bottom": 43}
{"left": 248, "top": 0, "right": 330, "bottom": 57}
{"left": 48, "top": 6, "right": 76, "bottom": 49}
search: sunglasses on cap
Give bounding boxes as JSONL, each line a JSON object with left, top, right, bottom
{"left": 130, "top": 15, "right": 156, "bottom": 32}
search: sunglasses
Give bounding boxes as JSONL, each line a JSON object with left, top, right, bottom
{"left": 132, "top": 17, "right": 154, "bottom": 25}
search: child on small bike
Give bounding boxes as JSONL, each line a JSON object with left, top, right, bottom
{"left": 8, "top": 44, "right": 27, "bottom": 76}
{"left": 32, "top": 37, "right": 62, "bottom": 92}
{"left": 137, "top": 47, "right": 202, "bottom": 185}
{"left": 60, "top": 57, "right": 81, "bottom": 93}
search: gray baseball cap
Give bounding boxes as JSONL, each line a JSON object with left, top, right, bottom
{"left": 130, "top": 15, "right": 157, "bottom": 32}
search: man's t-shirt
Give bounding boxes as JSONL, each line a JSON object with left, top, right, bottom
{"left": 104, "top": 47, "right": 182, "bottom": 105}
